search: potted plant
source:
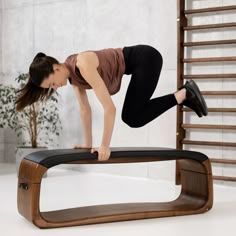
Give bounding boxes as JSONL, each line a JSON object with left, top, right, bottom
{"left": 0, "top": 73, "right": 62, "bottom": 173}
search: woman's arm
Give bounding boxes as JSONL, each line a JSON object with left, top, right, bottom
{"left": 72, "top": 85, "right": 92, "bottom": 147}
{"left": 76, "top": 52, "right": 116, "bottom": 161}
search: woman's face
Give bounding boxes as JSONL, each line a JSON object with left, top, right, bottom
{"left": 40, "top": 64, "right": 68, "bottom": 90}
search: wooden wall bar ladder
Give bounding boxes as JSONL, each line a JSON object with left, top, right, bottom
{"left": 176, "top": 0, "right": 236, "bottom": 184}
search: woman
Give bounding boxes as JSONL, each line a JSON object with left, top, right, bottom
{"left": 16, "top": 45, "right": 208, "bottom": 161}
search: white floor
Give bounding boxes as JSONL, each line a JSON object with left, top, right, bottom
{"left": 0, "top": 163, "right": 236, "bottom": 236}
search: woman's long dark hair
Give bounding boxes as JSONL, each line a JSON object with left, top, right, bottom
{"left": 16, "top": 53, "right": 59, "bottom": 111}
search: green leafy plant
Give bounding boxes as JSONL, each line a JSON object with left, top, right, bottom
{"left": 0, "top": 73, "right": 62, "bottom": 148}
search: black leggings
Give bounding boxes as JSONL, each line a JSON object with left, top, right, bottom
{"left": 121, "top": 45, "right": 177, "bottom": 128}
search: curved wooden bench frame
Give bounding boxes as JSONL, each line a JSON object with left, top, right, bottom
{"left": 17, "top": 147, "right": 213, "bottom": 229}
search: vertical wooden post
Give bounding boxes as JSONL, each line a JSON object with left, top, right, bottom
{"left": 176, "top": 0, "right": 187, "bottom": 184}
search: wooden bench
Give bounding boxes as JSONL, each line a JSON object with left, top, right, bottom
{"left": 17, "top": 147, "right": 213, "bottom": 228}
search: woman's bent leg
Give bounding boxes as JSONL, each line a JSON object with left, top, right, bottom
{"left": 122, "top": 45, "right": 177, "bottom": 128}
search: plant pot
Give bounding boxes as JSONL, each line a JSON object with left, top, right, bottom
{"left": 16, "top": 146, "right": 48, "bottom": 176}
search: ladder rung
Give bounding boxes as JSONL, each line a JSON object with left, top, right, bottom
{"left": 201, "top": 91, "right": 236, "bottom": 95}
{"left": 213, "top": 176, "right": 236, "bottom": 182}
{"left": 182, "top": 108, "right": 236, "bottom": 113}
{"left": 184, "top": 22, "right": 236, "bottom": 31}
{"left": 184, "top": 5, "right": 236, "bottom": 14}
{"left": 210, "top": 158, "right": 236, "bottom": 165}
{"left": 183, "top": 57, "right": 236, "bottom": 63}
{"left": 182, "top": 124, "right": 236, "bottom": 130}
{"left": 183, "top": 74, "right": 236, "bottom": 79}
{"left": 182, "top": 140, "right": 236, "bottom": 147}
{"left": 182, "top": 140, "right": 236, "bottom": 148}
{"left": 183, "top": 39, "right": 236, "bottom": 47}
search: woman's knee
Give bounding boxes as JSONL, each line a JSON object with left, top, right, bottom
{"left": 121, "top": 112, "right": 143, "bottom": 128}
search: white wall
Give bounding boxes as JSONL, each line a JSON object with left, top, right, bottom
{"left": 0, "top": 0, "right": 235, "bottom": 184}
{"left": 0, "top": 0, "right": 4, "bottom": 162}
{"left": 0, "top": 0, "right": 177, "bottom": 181}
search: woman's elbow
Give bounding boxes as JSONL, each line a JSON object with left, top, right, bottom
{"left": 80, "top": 105, "right": 91, "bottom": 114}
{"left": 104, "top": 104, "right": 116, "bottom": 115}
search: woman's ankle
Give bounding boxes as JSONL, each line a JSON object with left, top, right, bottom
{"left": 174, "top": 88, "right": 186, "bottom": 104}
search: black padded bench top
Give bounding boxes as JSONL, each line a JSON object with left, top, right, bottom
{"left": 24, "top": 147, "right": 208, "bottom": 168}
